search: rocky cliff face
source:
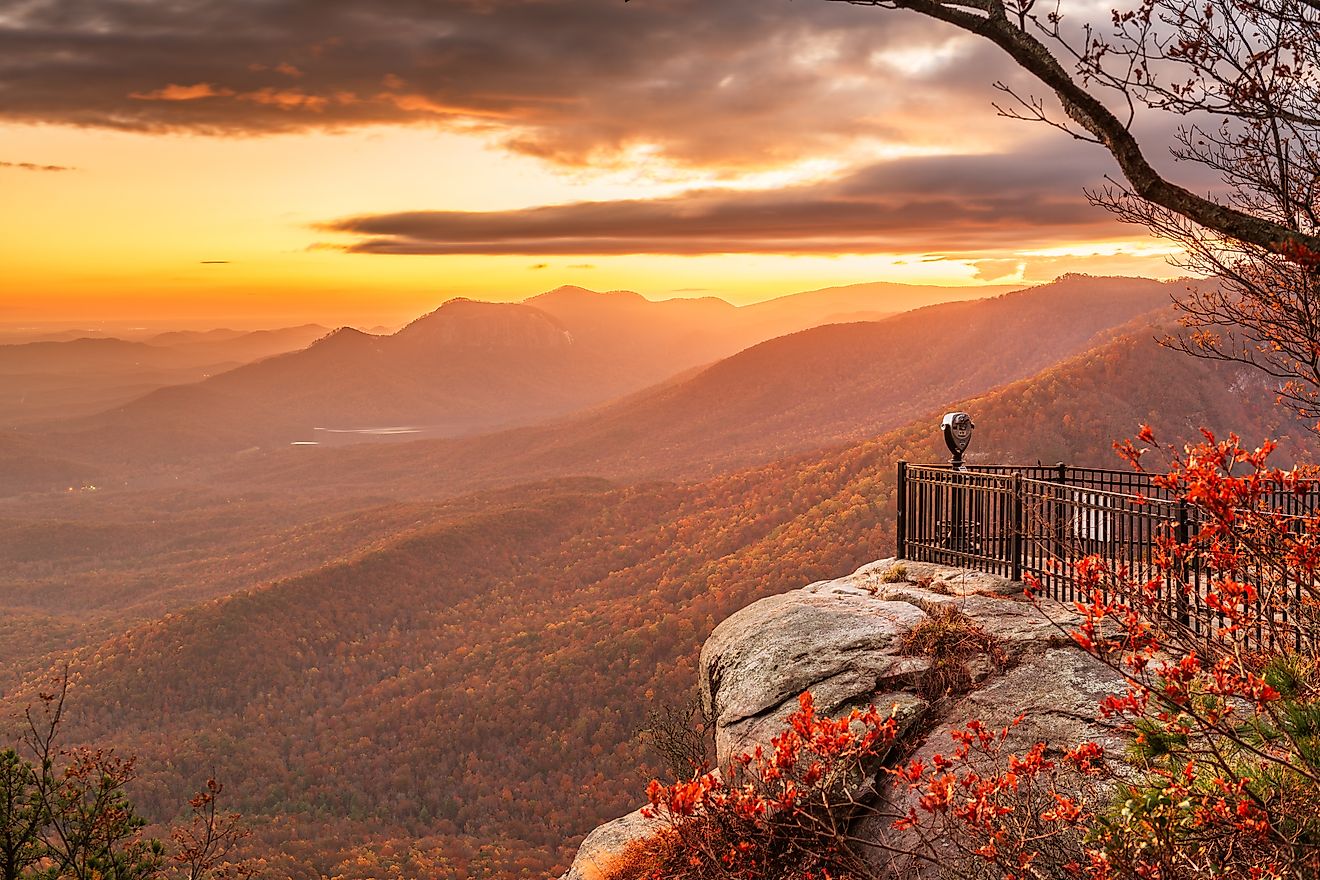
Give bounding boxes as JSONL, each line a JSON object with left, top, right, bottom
{"left": 562, "top": 558, "right": 1127, "bottom": 880}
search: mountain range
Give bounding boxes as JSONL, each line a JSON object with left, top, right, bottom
{"left": 7, "top": 282, "right": 1019, "bottom": 474}
{"left": 211, "top": 274, "right": 1177, "bottom": 499}
{"left": 1, "top": 273, "right": 1310, "bottom": 879}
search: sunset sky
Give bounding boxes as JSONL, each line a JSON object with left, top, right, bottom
{"left": 0, "top": 0, "right": 1186, "bottom": 328}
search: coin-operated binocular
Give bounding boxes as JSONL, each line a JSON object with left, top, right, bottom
{"left": 941, "top": 411, "right": 974, "bottom": 470}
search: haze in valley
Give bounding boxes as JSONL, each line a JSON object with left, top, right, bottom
{"left": 2, "top": 1, "right": 1309, "bottom": 877}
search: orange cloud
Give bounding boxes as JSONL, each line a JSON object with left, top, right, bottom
{"left": 130, "top": 82, "right": 234, "bottom": 101}
{"left": 972, "top": 259, "right": 1027, "bottom": 282}
{"left": 380, "top": 92, "right": 514, "bottom": 119}
{"left": 321, "top": 144, "right": 1130, "bottom": 257}
{"left": 238, "top": 88, "right": 328, "bottom": 111}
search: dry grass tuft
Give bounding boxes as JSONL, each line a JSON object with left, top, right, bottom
{"left": 878, "top": 563, "right": 909, "bottom": 584}
{"left": 898, "top": 605, "right": 1006, "bottom": 700}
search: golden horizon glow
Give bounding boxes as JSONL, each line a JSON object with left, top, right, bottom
{"left": 1, "top": 118, "right": 1185, "bottom": 330}
{"left": 0, "top": 0, "right": 1204, "bottom": 332}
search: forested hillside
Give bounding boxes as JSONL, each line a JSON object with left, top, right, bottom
{"left": 4, "top": 327, "right": 1309, "bottom": 879}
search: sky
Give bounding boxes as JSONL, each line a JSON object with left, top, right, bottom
{"left": 0, "top": 0, "right": 1187, "bottom": 328}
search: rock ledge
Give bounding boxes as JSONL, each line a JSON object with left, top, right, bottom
{"left": 560, "top": 558, "right": 1123, "bottom": 880}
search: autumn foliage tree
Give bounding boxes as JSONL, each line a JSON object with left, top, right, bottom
{"left": 0, "top": 677, "right": 252, "bottom": 880}
{"left": 821, "top": 0, "right": 1320, "bottom": 865}
{"left": 892, "top": 430, "right": 1320, "bottom": 879}
{"left": 608, "top": 0, "right": 1320, "bottom": 844}
{"left": 617, "top": 433, "right": 1320, "bottom": 879}
{"left": 609, "top": 693, "right": 900, "bottom": 880}
{"left": 687, "top": 3, "right": 1320, "bottom": 869}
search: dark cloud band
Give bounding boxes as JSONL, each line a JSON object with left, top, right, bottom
{"left": 0, "top": 0, "right": 1024, "bottom": 169}
{"left": 321, "top": 143, "right": 1133, "bottom": 255}
{"left": 0, "top": 160, "right": 75, "bottom": 171}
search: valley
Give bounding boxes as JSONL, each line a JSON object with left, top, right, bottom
{"left": 1, "top": 277, "right": 1310, "bottom": 878}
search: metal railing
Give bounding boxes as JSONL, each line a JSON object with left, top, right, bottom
{"left": 895, "top": 461, "right": 1318, "bottom": 650}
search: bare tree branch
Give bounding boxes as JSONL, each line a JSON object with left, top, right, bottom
{"left": 832, "top": 0, "right": 1320, "bottom": 261}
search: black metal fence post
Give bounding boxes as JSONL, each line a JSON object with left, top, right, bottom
{"left": 1051, "top": 462, "right": 1068, "bottom": 599}
{"left": 896, "top": 460, "right": 908, "bottom": 560}
{"left": 1011, "top": 473, "right": 1023, "bottom": 582}
{"left": 1175, "top": 500, "right": 1191, "bottom": 629}
{"left": 950, "top": 467, "right": 965, "bottom": 552}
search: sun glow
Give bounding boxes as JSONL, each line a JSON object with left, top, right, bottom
{"left": 2, "top": 96, "right": 1173, "bottom": 327}
{"left": 1018, "top": 241, "right": 1184, "bottom": 258}
{"left": 3, "top": 119, "right": 1088, "bottom": 326}
{"left": 869, "top": 37, "right": 973, "bottom": 76}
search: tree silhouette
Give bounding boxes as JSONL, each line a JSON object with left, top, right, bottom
{"left": 831, "top": 0, "right": 1320, "bottom": 424}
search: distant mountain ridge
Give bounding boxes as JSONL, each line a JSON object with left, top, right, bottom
{"left": 216, "top": 274, "right": 1182, "bottom": 498}
{"left": 0, "top": 324, "right": 329, "bottom": 428}
{"left": 24, "top": 278, "right": 1025, "bottom": 465}
{"left": 394, "top": 298, "right": 573, "bottom": 350}
{"left": 0, "top": 325, "right": 329, "bottom": 374}
{"left": 26, "top": 296, "right": 679, "bottom": 464}
{"left": 735, "top": 278, "right": 1000, "bottom": 332}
